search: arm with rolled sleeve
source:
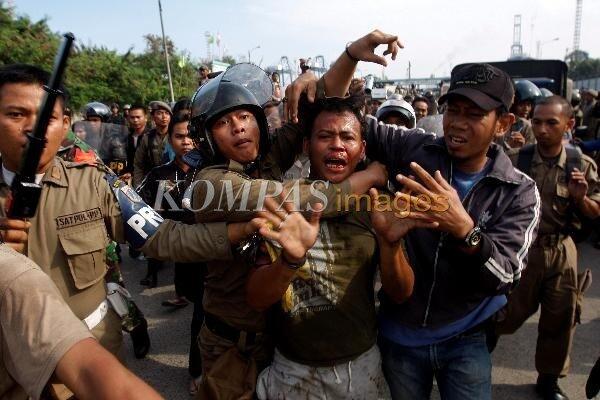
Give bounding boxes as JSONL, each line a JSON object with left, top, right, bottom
{"left": 0, "top": 245, "right": 94, "bottom": 400}
{"left": 97, "top": 168, "right": 234, "bottom": 263}
{"left": 192, "top": 167, "right": 352, "bottom": 223}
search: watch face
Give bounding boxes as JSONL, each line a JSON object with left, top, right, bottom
{"left": 466, "top": 227, "right": 482, "bottom": 247}
{"left": 470, "top": 231, "right": 482, "bottom": 246}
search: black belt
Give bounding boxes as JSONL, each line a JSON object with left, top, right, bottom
{"left": 204, "top": 312, "right": 261, "bottom": 346}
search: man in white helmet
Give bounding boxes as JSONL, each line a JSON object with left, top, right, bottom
{"left": 375, "top": 94, "right": 417, "bottom": 129}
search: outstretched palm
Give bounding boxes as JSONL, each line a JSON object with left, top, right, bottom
{"left": 369, "top": 188, "right": 438, "bottom": 244}
{"left": 255, "top": 196, "right": 322, "bottom": 262}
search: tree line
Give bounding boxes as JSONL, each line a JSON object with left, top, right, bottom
{"left": 0, "top": 6, "right": 213, "bottom": 112}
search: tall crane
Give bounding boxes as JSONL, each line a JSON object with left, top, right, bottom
{"left": 573, "top": 0, "right": 583, "bottom": 51}
{"left": 510, "top": 14, "right": 523, "bottom": 59}
{"left": 278, "top": 56, "right": 295, "bottom": 87}
{"left": 311, "top": 55, "right": 327, "bottom": 78}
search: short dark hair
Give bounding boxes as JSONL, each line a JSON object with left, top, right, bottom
{"left": 172, "top": 97, "right": 191, "bottom": 117}
{"left": 168, "top": 112, "right": 190, "bottom": 137}
{"left": 128, "top": 103, "right": 147, "bottom": 114}
{"left": 412, "top": 96, "right": 429, "bottom": 107}
{"left": 298, "top": 93, "right": 367, "bottom": 138}
{"left": 0, "top": 63, "right": 69, "bottom": 107}
{"left": 534, "top": 95, "right": 574, "bottom": 119}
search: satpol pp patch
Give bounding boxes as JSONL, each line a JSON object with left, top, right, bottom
{"left": 56, "top": 207, "right": 103, "bottom": 229}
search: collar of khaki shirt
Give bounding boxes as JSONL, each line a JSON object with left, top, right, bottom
{"left": 531, "top": 145, "right": 567, "bottom": 170}
{"left": 0, "top": 157, "right": 69, "bottom": 188}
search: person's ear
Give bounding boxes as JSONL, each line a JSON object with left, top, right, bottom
{"left": 62, "top": 115, "right": 71, "bottom": 139}
{"left": 566, "top": 117, "right": 576, "bottom": 132}
{"left": 495, "top": 112, "right": 515, "bottom": 136}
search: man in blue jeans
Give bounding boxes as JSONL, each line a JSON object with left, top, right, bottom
{"left": 364, "top": 63, "right": 541, "bottom": 399}
{"left": 284, "top": 60, "right": 542, "bottom": 399}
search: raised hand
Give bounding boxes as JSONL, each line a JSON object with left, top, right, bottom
{"left": 568, "top": 168, "right": 588, "bottom": 203}
{"left": 347, "top": 29, "right": 404, "bottom": 67}
{"left": 369, "top": 188, "right": 438, "bottom": 244}
{"left": 255, "top": 196, "right": 322, "bottom": 263}
{"left": 283, "top": 71, "right": 318, "bottom": 123}
{"left": 507, "top": 131, "right": 526, "bottom": 148}
{"left": 395, "top": 162, "right": 474, "bottom": 240}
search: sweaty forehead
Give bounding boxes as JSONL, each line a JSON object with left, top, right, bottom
{"left": 312, "top": 110, "right": 361, "bottom": 135}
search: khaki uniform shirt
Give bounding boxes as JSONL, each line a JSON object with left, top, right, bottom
{"left": 0, "top": 157, "right": 233, "bottom": 320}
{"left": 509, "top": 146, "right": 600, "bottom": 235}
{"left": 0, "top": 245, "right": 93, "bottom": 400}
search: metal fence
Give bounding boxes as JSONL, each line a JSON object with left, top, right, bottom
{"left": 574, "top": 77, "right": 600, "bottom": 91}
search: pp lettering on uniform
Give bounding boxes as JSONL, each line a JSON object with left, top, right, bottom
{"left": 56, "top": 207, "right": 102, "bottom": 229}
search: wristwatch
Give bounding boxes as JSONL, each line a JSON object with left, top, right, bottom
{"left": 464, "top": 226, "right": 482, "bottom": 248}
{"left": 281, "top": 252, "right": 306, "bottom": 271}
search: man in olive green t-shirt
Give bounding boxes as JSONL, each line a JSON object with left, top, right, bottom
{"left": 247, "top": 95, "right": 429, "bottom": 399}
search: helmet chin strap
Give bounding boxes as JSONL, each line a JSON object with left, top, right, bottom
{"left": 243, "top": 155, "right": 261, "bottom": 175}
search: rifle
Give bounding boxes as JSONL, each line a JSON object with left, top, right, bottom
{"left": 7, "top": 32, "right": 75, "bottom": 218}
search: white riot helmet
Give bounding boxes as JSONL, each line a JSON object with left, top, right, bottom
{"left": 375, "top": 94, "right": 416, "bottom": 128}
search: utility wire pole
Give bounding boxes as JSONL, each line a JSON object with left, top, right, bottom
{"left": 158, "top": 0, "right": 175, "bottom": 103}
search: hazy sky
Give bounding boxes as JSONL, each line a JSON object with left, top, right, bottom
{"left": 9, "top": 0, "right": 600, "bottom": 79}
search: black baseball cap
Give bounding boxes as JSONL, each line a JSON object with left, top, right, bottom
{"left": 439, "top": 63, "right": 514, "bottom": 111}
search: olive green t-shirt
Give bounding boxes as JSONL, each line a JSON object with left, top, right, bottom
{"left": 273, "top": 210, "right": 379, "bottom": 366}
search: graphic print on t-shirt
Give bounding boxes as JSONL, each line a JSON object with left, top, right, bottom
{"left": 282, "top": 221, "right": 340, "bottom": 315}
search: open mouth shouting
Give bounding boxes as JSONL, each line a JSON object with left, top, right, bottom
{"left": 324, "top": 153, "right": 348, "bottom": 172}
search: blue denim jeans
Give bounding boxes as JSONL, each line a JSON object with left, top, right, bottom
{"left": 379, "top": 329, "right": 491, "bottom": 400}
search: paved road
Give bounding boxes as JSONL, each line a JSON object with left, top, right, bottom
{"left": 120, "top": 241, "right": 600, "bottom": 400}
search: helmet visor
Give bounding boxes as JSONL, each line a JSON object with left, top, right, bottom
{"left": 222, "top": 63, "right": 273, "bottom": 106}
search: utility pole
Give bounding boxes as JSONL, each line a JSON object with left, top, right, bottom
{"left": 158, "top": 0, "right": 175, "bottom": 103}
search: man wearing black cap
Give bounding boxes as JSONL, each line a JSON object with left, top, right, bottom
{"left": 362, "top": 63, "right": 541, "bottom": 399}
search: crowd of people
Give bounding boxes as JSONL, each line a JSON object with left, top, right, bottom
{"left": 0, "top": 28, "right": 600, "bottom": 400}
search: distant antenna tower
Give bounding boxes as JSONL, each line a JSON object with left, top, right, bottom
{"left": 204, "top": 31, "right": 213, "bottom": 62}
{"left": 511, "top": 14, "right": 523, "bottom": 58}
{"left": 573, "top": 0, "right": 583, "bottom": 51}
